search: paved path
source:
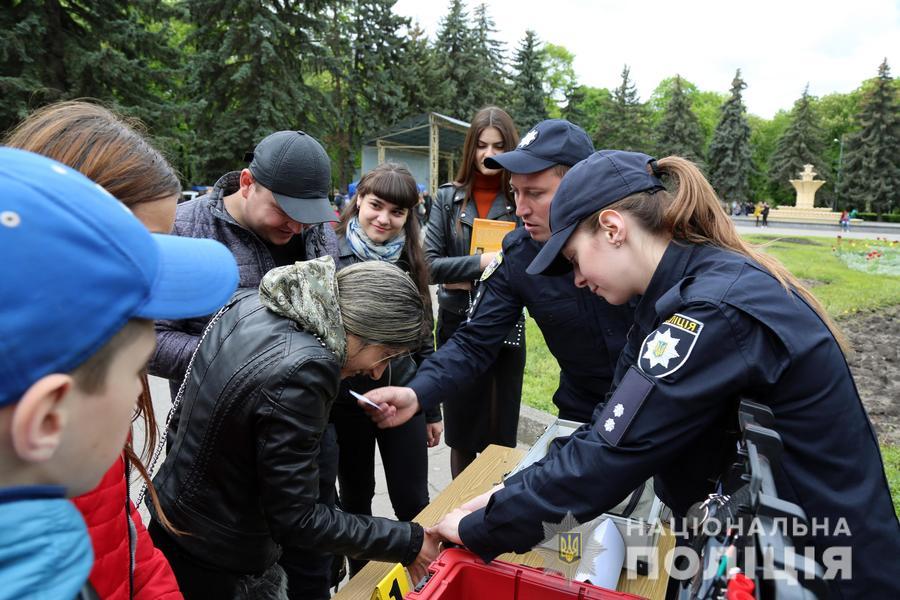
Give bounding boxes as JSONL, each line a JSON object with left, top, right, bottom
{"left": 733, "top": 217, "right": 900, "bottom": 241}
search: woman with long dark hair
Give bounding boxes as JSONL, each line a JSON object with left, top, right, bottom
{"left": 331, "top": 162, "right": 442, "bottom": 576}
{"left": 424, "top": 106, "right": 525, "bottom": 477}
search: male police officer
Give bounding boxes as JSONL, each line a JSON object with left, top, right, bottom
{"left": 365, "top": 119, "right": 633, "bottom": 425}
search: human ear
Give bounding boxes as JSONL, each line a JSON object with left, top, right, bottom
{"left": 239, "top": 169, "right": 254, "bottom": 197}
{"left": 598, "top": 210, "right": 627, "bottom": 246}
{"left": 10, "top": 374, "right": 72, "bottom": 463}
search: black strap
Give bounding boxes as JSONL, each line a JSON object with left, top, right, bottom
{"left": 620, "top": 481, "right": 646, "bottom": 517}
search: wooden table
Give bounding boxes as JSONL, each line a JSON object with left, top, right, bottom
{"left": 333, "top": 444, "right": 673, "bottom": 599}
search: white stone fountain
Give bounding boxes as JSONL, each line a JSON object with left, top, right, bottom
{"left": 770, "top": 164, "right": 846, "bottom": 224}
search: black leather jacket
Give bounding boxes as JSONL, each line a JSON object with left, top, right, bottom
{"left": 424, "top": 183, "right": 518, "bottom": 315}
{"left": 149, "top": 291, "right": 423, "bottom": 575}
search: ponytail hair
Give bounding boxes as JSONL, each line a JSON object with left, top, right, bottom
{"left": 580, "top": 156, "right": 850, "bottom": 353}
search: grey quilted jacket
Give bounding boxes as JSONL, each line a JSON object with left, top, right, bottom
{"left": 148, "top": 171, "right": 339, "bottom": 383}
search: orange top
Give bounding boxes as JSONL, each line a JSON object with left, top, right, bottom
{"left": 472, "top": 172, "right": 501, "bottom": 219}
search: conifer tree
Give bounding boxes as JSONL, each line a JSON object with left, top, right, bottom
{"left": 432, "top": 0, "right": 479, "bottom": 119}
{"left": 183, "top": 0, "right": 329, "bottom": 183}
{"left": 593, "top": 65, "right": 650, "bottom": 151}
{"left": 561, "top": 86, "right": 589, "bottom": 131}
{"left": 0, "top": 0, "right": 181, "bottom": 151}
{"left": 399, "top": 22, "right": 446, "bottom": 116}
{"left": 509, "top": 30, "right": 548, "bottom": 132}
{"left": 838, "top": 59, "right": 899, "bottom": 213}
{"left": 708, "top": 70, "right": 752, "bottom": 203}
{"left": 468, "top": 4, "right": 509, "bottom": 110}
{"left": 654, "top": 75, "right": 705, "bottom": 163}
{"left": 768, "top": 85, "right": 830, "bottom": 205}
{"left": 332, "top": 0, "right": 411, "bottom": 186}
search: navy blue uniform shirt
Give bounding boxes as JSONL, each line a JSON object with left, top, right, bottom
{"left": 411, "top": 227, "right": 633, "bottom": 421}
{"left": 459, "top": 241, "right": 900, "bottom": 598}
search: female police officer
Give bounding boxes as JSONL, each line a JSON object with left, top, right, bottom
{"left": 374, "top": 151, "right": 900, "bottom": 597}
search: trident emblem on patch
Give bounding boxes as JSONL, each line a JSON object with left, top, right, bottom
{"left": 558, "top": 532, "right": 581, "bottom": 564}
{"left": 653, "top": 338, "right": 668, "bottom": 357}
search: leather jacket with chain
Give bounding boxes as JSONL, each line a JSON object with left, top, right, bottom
{"left": 149, "top": 290, "right": 423, "bottom": 576}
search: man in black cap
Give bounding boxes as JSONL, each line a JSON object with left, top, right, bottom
{"left": 150, "top": 130, "right": 338, "bottom": 389}
{"left": 148, "top": 130, "right": 342, "bottom": 598}
{"left": 363, "top": 119, "right": 634, "bottom": 427}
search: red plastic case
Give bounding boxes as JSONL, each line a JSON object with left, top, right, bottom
{"left": 406, "top": 548, "right": 647, "bottom": 600}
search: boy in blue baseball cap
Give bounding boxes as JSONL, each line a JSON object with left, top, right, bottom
{"left": 0, "top": 148, "right": 238, "bottom": 598}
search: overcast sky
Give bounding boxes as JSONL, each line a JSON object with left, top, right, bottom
{"left": 393, "top": 0, "right": 899, "bottom": 119}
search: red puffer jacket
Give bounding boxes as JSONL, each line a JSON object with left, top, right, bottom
{"left": 72, "top": 455, "right": 182, "bottom": 599}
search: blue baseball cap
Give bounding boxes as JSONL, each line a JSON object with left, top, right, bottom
{"left": 0, "top": 148, "right": 239, "bottom": 407}
{"left": 484, "top": 119, "right": 594, "bottom": 173}
{"left": 527, "top": 150, "right": 665, "bottom": 276}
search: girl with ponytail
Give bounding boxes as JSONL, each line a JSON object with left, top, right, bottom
{"left": 429, "top": 151, "right": 899, "bottom": 598}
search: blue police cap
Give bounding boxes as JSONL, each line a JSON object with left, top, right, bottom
{"left": 526, "top": 150, "right": 664, "bottom": 276}
{"left": 484, "top": 119, "right": 594, "bottom": 174}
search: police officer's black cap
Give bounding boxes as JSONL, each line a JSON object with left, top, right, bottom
{"left": 245, "top": 130, "right": 337, "bottom": 224}
{"left": 527, "top": 150, "right": 665, "bottom": 276}
{"left": 484, "top": 119, "right": 594, "bottom": 174}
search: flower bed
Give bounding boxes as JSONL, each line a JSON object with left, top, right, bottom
{"left": 832, "top": 236, "right": 900, "bottom": 276}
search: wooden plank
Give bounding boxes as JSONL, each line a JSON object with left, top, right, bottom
{"left": 333, "top": 444, "right": 673, "bottom": 599}
{"left": 428, "top": 114, "right": 439, "bottom": 197}
{"left": 334, "top": 445, "right": 521, "bottom": 598}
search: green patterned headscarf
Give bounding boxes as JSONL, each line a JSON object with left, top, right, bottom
{"left": 259, "top": 256, "right": 347, "bottom": 364}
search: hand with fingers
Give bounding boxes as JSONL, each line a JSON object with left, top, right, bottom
{"left": 426, "top": 421, "right": 444, "bottom": 447}
{"left": 407, "top": 526, "right": 441, "bottom": 585}
{"left": 428, "top": 508, "right": 470, "bottom": 547}
{"left": 358, "top": 386, "right": 421, "bottom": 428}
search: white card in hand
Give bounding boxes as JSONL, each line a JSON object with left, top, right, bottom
{"left": 350, "top": 389, "right": 381, "bottom": 411}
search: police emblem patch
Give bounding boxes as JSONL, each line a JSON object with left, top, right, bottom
{"left": 638, "top": 313, "right": 704, "bottom": 378}
{"left": 479, "top": 251, "right": 503, "bottom": 281}
{"left": 518, "top": 129, "right": 538, "bottom": 148}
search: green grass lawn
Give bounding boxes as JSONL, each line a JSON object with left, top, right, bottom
{"left": 742, "top": 234, "right": 900, "bottom": 315}
{"left": 521, "top": 233, "right": 900, "bottom": 514}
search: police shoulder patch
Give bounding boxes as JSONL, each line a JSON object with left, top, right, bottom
{"left": 480, "top": 251, "right": 504, "bottom": 281}
{"left": 637, "top": 313, "right": 704, "bottom": 378}
{"left": 597, "top": 366, "right": 654, "bottom": 446}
